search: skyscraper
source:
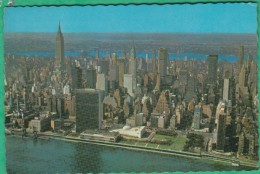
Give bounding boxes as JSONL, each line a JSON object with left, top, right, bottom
{"left": 207, "top": 55, "right": 218, "bottom": 85}
{"left": 96, "top": 73, "right": 108, "bottom": 94}
{"left": 86, "top": 68, "right": 97, "bottom": 89}
{"left": 152, "top": 49, "right": 157, "bottom": 72}
{"left": 223, "top": 79, "right": 230, "bottom": 102}
{"left": 75, "top": 89, "right": 104, "bottom": 133}
{"left": 192, "top": 105, "right": 201, "bottom": 130}
{"left": 128, "top": 43, "right": 137, "bottom": 78}
{"left": 238, "top": 45, "right": 244, "bottom": 72}
{"left": 71, "top": 63, "right": 83, "bottom": 89}
{"left": 117, "top": 58, "right": 125, "bottom": 87}
{"left": 124, "top": 74, "right": 136, "bottom": 97}
{"left": 55, "top": 21, "right": 64, "bottom": 69}
{"left": 158, "top": 48, "right": 168, "bottom": 78}
{"left": 216, "top": 113, "right": 226, "bottom": 151}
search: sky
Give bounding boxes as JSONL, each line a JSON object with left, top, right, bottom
{"left": 4, "top": 3, "right": 257, "bottom": 33}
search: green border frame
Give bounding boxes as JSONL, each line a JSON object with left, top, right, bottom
{"left": 0, "top": 0, "right": 259, "bottom": 173}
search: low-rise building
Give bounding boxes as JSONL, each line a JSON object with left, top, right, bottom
{"left": 111, "top": 126, "right": 146, "bottom": 138}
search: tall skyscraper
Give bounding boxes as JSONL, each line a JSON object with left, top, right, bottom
{"left": 71, "top": 63, "right": 83, "bottom": 89}
{"left": 96, "top": 73, "right": 108, "bottom": 94}
{"left": 86, "top": 68, "right": 97, "bottom": 89}
{"left": 75, "top": 89, "right": 104, "bottom": 133}
{"left": 117, "top": 58, "right": 125, "bottom": 87}
{"left": 152, "top": 49, "right": 157, "bottom": 72}
{"left": 158, "top": 48, "right": 168, "bottom": 78}
{"left": 192, "top": 105, "right": 201, "bottom": 130}
{"left": 124, "top": 74, "right": 136, "bottom": 97}
{"left": 238, "top": 64, "right": 246, "bottom": 87}
{"left": 95, "top": 49, "right": 99, "bottom": 60}
{"left": 238, "top": 45, "right": 244, "bottom": 72}
{"left": 207, "top": 55, "right": 218, "bottom": 85}
{"left": 128, "top": 43, "right": 137, "bottom": 78}
{"left": 216, "top": 113, "right": 226, "bottom": 151}
{"left": 55, "top": 21, "right": 64, "bottom": 69}
{"left": 223, "top": 79, "right": 230, "bottom": 102}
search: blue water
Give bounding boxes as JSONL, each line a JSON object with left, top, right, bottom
{"left": 6, "top": 51, "right": 241, "bottom": 62}
{"left": 6, "top": 136, "right": 253, "bottom": 173}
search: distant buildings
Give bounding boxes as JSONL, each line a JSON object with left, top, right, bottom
{"left": 4, "top": 25, "right": 258, "bottom": 161}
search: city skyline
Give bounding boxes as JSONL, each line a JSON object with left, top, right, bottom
{"left": 4, "top": 3, "right": 257, "bottom": 33}
{"left": 4, "top": 3, "right": 259, "bottom": 173}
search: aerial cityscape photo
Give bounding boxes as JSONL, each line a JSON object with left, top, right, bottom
{"left": 4, "top": 3, "right": 259, "bottom": 173}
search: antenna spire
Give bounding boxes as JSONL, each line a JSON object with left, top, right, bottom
{"left": 58, "top": 20, "right": 61, "bottom": 32}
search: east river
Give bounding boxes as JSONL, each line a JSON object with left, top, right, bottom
{"left": 6, "top": 136, "right": 253, "bottom": 173}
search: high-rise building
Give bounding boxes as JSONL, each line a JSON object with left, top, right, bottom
{"left": 158, "top": 48, "right": 168, "bottom": 78}
{"left": 216, "top": 113, "right": 226, "bottom": 151}
{"left": 153, "top": 90, "right": 171, "bottom": 114}
{"left": 57, "top": 97, "right": 65, "bottom": 118}
{"left": 75, "top": 89, "right": 104, "bottom": 133}
{"left": 71, "top": 63, "right": 82, "bottom": 89}
{"left": 96, "top": 73, "right": 108, "bottom": 94}
{"left": 152, "top": 49, "right": 157, "bottom": 72}
{"left": 124, "top": 74, "right": 136, "bottom": 97}
{"left": 238, "top": 64, "right": 246, "bottom": 87}
{"left": 95, "top": 49, "right": 99, "bottom": 60}
{"left": 192, "top": 105, "right": 201, "bottom": 130}
{"left": 207, "top": 55, "right": 218, "bottom": 84}
{"left": 238, "top": 45, "right": 244, "bottom": 72}
{"left": 128, "top": 43, "right": 137, "bottom": 78}
{"left": 86, "top": 68, "right": 97, "bottom": 89}
{"left": 117, "top": 59, "right": 125, "bottom": 87}
{"left": 64, "top": 95, "right": 76, "bottom": 119}
{"left": 99, "top": 60, "right": 109, "bottom": 76}
{"left": 223, "top": 79, "right": 230, "bottom": 102}
{"left": 109, "top": 62, "right": 119, "bottom": 82}
{"left": 55, "top": 21, "right": 64, "bottom": 69}
{"left": 223, "top": 68, "right": 230, "bottom": 102}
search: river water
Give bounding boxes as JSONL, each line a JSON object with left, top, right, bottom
{"left": 5, "top": 136, "right": 253, "bottom": 173}
{"left": 6, "top": 51, "right": 242, "bottom": 62}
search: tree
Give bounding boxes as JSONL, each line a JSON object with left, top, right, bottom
{"left": 184, "top": 133, "right": 204, "bottom": 151}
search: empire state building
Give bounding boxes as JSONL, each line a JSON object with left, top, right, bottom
{"left": 55, "top": 22, "right": 64, "bottom": 69}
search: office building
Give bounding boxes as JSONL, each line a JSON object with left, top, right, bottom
{"left": 86, "top": 68, "right": 97, "bottom": 89}
{"left": 158, "top": 48, "right": 168, "bottom": 78}
{"left": 124, "top": 74, "right": 136, "bottom": 97}
{"left": 192, "top": 105, "right": 201, "bottom": 130}
{"left": 75, "top": 89, "right": 104, "bottom": 133}
{"left": 96, "top": 73, "right": 108, "bottom": 94}
{"left": 55, "top": 22, "right": 64, "bottom": 69}
{"left": 152, "top": 49, "right": 157, "bottom": 72}
{"left": 128, "top": 43, "right": 137, "bottom": 78}
{"left": 207, "top": 55, "right": 218, "bottom": 84}
{"left": 238, "top": 46, "right": 244, "bottom": 72}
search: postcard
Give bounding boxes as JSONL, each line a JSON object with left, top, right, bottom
{"left": 2, "top": 1, "right": 259, "bottom": 173}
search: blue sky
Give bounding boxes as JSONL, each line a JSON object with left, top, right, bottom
{"left": 4, "top": 3, "right": 257, "bottom": 33}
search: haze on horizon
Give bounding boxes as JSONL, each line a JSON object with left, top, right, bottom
{"left": 4, "top": 3, "right": 257, "bottom": 34}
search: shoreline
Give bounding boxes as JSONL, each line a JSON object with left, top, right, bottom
{"left": 7, "top": 133, "right": 259, "bottom": 170}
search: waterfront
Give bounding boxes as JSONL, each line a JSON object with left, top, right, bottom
{"left": 6, "top": 136, "right": 254, "bottom": 173}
